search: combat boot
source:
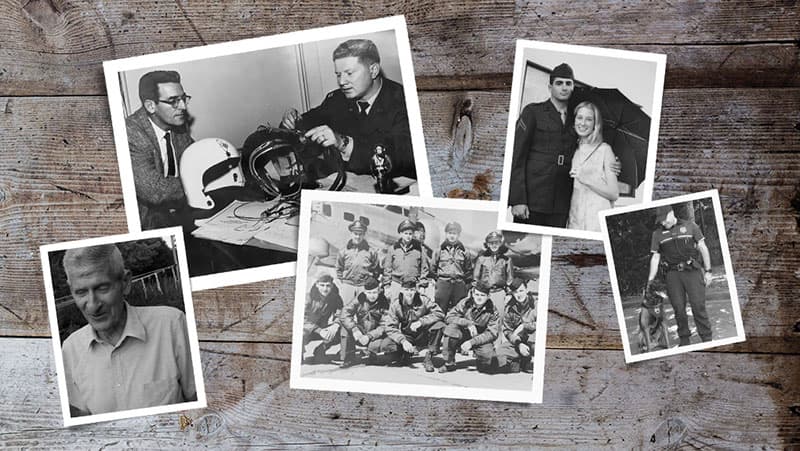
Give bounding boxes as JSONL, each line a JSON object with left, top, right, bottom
{"left": 423, "top": 353, "right": 434, "bottom": 372}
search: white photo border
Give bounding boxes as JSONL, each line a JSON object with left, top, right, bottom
{"left": 103, "top": 15, "right": 432, "bottom": 291}
{"left": 497, "top": 39, "right": 667, "bottom": 241}
{"left": 599, "top": 189, "right": 745, "bottom": 363}
{"left": 40, "top": 227, "right": 207, "bottom": 426}
{"left": 290, "top": 189, "right": 551, "bottom": 403}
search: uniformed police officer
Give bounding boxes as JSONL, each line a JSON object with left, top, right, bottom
{"left": 508, "top": 63, "right": 578, "bottom": 227}
{"left": 646, "top": 205, "right": 714, "bottom": 346}
{"left": 336, "top": 219, "right": 381, "bottom": 304}
{"left": 383, "top": 219, "right": 429, "bottom": 303}
{"left": 431, "top": 221, "right": 473, "bottom": 314}
{"left": 281, "top": 39, "right": 416, "bottom": 179}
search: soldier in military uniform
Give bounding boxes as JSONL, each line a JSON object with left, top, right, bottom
{"left": 431, "top": 221, "right": 473, "bottom": 314}
{"left": 439, "top": 282, "right": 500, "bottom": 374}
{"left": 336, "top": 219, "right": 381, "bottom": 304}
{"left": 338, "top": 277, "right": 390, "bottom": 368}
{"left": 496, "top": 278, "right": 537, "bottom": 373}
{"left": 508, "top": 63, "right": 578, "bottom": 227}
{"left": 377, "top": 280, "right": 445, "bottom": 372}
{"left": 383, "top": 219, "right": 429, "bottom": 303}
{"left": 646, "top": 205, "right": 714, "bottom": 346}
{"left": 473, "top": 231, "right": 514, "bottom": 319}
{"left": 281, "top": 39, "right": 416, "bottom": 179}
{"left": 303, "top": 274, "right": 344, "bottom": 363}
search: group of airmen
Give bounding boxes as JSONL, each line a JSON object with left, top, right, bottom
{"left": 303, "top": 218, "right": 538, "bottom": 374}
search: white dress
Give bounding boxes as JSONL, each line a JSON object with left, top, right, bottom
{"left": 567, "top": 142, "right": 614, "bottom": 232}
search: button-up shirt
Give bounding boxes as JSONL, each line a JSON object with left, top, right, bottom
{"left": 61, "top": 303, "right": 197, "bottom": 416}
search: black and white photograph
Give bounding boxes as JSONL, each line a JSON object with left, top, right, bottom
{"left": 103, "top": 16, "right": 429, "bottom": 290}
{"left": 498, "top": 40, "right": 666, "bottom": 241}
{"left": 41, "top": 228, "right": 206, "bottom": 426}
{"left": 290, "top": 191, "right": 550, "bottom": 403}
{"left": 600, "top": 190, "right": 745, "bottom": 363}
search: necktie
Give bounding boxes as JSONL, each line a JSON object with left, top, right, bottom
{"left": 559, "top": 110, "right": 566, "bottom": 125}
{"left": 164, "top": 131, "right": 177, "bottom": 177}
{"left": 357, "top": 101, "right": 370, "bottom": 118}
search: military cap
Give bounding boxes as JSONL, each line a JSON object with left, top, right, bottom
{"left": 551, "top": 63, "right": 574, "bottom": 80}
{"left": 445, "top": 222, "right": 462, "bottom": 234}
{"left": 509, "top": 277, "right": 526, "bottom": 292}
{"left": 401, "top": 279, "right": 417, "bottom": 289}
{"left": 485, "top": 230, "right": 504, "bottom": 243}
{"left": 654, "top": 206, "right": 674, "bottom": 224}
{"left": 473, "top": 281, "right": 491, "bottom": 294}
{"left": 414, "top": 221, "right": 426, "bottom": 232}
{"left": 317, "top": 274, "right": 334, "bottom": 283}
{"left": 397, "top": 219, "right": 416, "bottom": 233}
{"left": 348, "top": 219, "right": 367, "bottom": 232}
{"left": 363, "top": 276, "right": 379, "bottom": 291}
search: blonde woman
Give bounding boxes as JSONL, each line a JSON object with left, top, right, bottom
{"left": 567, "top": 101, "right": 619, "bottom": 232}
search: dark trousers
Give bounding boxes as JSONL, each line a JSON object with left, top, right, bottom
{"left": 340, "top": 327, "right": 383, "bottom": 361}
{"left": 666, "top": 269, "right": 711, "bottom": 344}
{"left": 514, "top": 211, "right": 568, "bottom": 228}
{"left": 376, "top": 321, "right": 445, "bottom": 356}
{"left": 495, "top": 333, "right": 535, "bottom": 367}
{"left": 441, "top": 324, "right": 495, "bottom": 372}
{"left": 434, "top": 279, "right": 467, "bottom": 313}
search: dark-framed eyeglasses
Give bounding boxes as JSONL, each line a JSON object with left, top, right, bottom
{"left": 157, "top": 94, "right": 191, "bottom": 108}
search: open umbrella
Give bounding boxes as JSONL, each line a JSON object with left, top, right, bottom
{"left": 570, "top": 86, "right": 651, "bottom": 189}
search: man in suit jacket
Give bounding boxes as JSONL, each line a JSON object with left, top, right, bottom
{"left": 125, "top": 70, "right": 194, "bottom": 229}
{"left": 281, "top": 39, "right": 416, "bottom": 179}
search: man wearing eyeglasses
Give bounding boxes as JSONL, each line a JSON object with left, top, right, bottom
{"left": 125, "top": 70, "right": 194, "bottom": 229}
{"left": 280, "top": 39, "right": 416, "bottom": 180}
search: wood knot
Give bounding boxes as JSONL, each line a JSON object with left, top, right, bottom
{"left": 450, "top": 97, "right": 474, "bottom": 167}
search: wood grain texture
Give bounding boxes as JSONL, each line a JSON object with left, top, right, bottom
{"left": 1, "top": 91, "right": 799, "bottom": 355}
{"left": 1, "top": 338, "right": 797, "bottom": 448}
{"left": 2, "top": 0, "right": 799, "bottom": 447}
{"left": 1, "top": 1, "right": 799, "bottom": 95}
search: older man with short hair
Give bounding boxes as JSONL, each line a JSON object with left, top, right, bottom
{"left": 60, "top": 244, "right": 197, "bottom": 417}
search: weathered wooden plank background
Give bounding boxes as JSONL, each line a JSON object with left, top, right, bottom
{"left": 1, "top": 0, "right": 798, "bottom": 448}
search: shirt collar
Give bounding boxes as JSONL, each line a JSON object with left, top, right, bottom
{"left": 148, "top": 117, "right": 169, "bottom": 140}
{"left": 88, "top": 302, "right": 147, "bottom": 349}
{"left": 359, "top": 77, "right": 383, "bottom": 110}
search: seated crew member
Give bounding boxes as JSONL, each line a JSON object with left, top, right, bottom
{"left": 338, "top": 277, "right": 390, "bottom": 368}
{"left": 377, "top": 280, "right": 445, "bottom": 372}
{"left": 439, "top": 282, "right": 499, "bottom": 374}
{"left": 281, "top": 39, "right": 416, "bottom": 179}
{"left": 60, "top": 244, "right": 197, "bottom": 417}
{"left": 336, "top": 219, "right": 381, "bottom": 305}
{"left": 125, "top": 70, "right": 194, "bottom": 229}
{"left": 303, "top": 274, "right": 344, "bottom": 363}
{"left": 473, "top": 231, "right": 514, "bottom": 320}
{"left": 495, "top": 278, "right": 537, "bottom": 373}
{"left": 431, "top": 221, "right": 473, "bottom": 314}
{"left": 382, "top": 219, "right": 429, "bottom": 303}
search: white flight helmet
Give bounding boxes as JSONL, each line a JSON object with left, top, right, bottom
{"left": 180, "top": 138, "right": 245, "bottom": 210}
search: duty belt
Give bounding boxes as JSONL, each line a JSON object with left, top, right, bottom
{"left": 528, "top": 151, "right": 567, "bottom": 166}
{"left": 664, "top": 260, "right": 697, "bottom": 272}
